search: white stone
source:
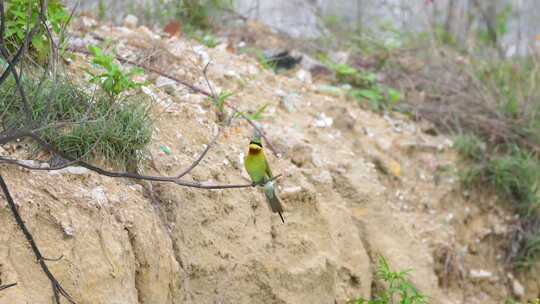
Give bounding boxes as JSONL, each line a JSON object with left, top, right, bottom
{"left": 296, "top": 69, "right": 312, "bottom": 83}
{"left": 49, "top": 166, "right": 91, "bottom": 176}
{"left": 193, "top": 45, "right": 210, "bottom": 65}
{"left": 512, "top": 278, "right": 525, "bottom": 297}
{"left": 312, "top": 170, "right": 332, "bottom": 184}
{"left": 123, "top": 14, "right": 138, "bottom": 29}
{"left": 314, "top": 113, "right": 333, "bottom": 128}
{"left": 155, "top": 76, "right": 177, "bottom": 88}
{"left": 281, "top": 186, "right": 302, "bottom": 195}
{"left": 90, "top": 186, "right": 108, "bottom": 207}
{"left": 469, "top": 269, "right": 493, "bottom": 280}
{"left": 280, "top": 93, "right": 303, "bottom": 113}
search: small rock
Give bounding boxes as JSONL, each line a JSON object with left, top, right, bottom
{"left": 312, "top": 170, "right": 332, "bottom": 184}
{"left": 469, "top": 269, "right": 493, "bottom": 281}
{"left": 315, "top": 85, "right": 341, "bottom": 97}
{"left": 329, "top": 107, "right": 356, "bottom": 131}
{"left": 296, "top": 69, "right": 312, "bottom": 83}
{"left": 62, "top": 223, "right": 75, "bottom": 237}
{"left": 281, "top": 186, "right": 302, "bottom": 195}
{"left": 280, "top": 93, "right": 303, "bottom": 113}
{"left": 193, "top": 45, "right": 210, "bottom": 65}
{"left": 512, "top": 278, "right": 525, "bottom": 298}
{"left": 247, "top": 65, "right": 259, "bottom": 75}
{"left": 224, "top": 70, "right": 238, "bottom": 78}
{"left": 18, "top": 160, "right": 41, "bottom": 168}
{"left": 50, "top": 166, "right": 91, "bottom": 176}
{"left": 80, "top": 16, "right": 97, "bottom": 29}
{"left": 369, "top": 150, "right": 401, "bottom": 178}
{"left": 290, "top": 144, "right": 313, "bottom": 167}
{"left": 314, "top": 113, "right": 333, "bottom": 128}
{"left": 375, "top": 137, "right": 392, "bottom": 152}
{"left": 298, "top": 53, "right": 332, "bottom": 77}
{"left": 123, "top": 14, "right": 138, "bottom": 29}
{"left": 90, "top": 186, "right": 108, "bottom": 207}
{"left": 155, "top": 76, "right": 177, "bottom": 95}
{"left": 329, "top": 51, "right": 350, "bottom": 65}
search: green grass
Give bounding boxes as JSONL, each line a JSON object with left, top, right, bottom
{"left": 0, "top": 75, "right": 153, "bottom": 167}
{"left": 453, "top": 134, "right": 485, "bottom": 162}
{"left": 350, "top": 256, "right": 427, "bottom": 304}
{"left": 457, "top": 143, "right": 540, "bottom": 266}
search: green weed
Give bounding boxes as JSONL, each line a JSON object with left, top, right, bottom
{"left": 350, "top": 256, "right": 427, "bottom": 304}
{"left": 86, "top": 45, "right": 145, "bottom": 99}
{"left": 453, "top": 134, "right": 485, "bottom": 161}
{"left": 326, "top": 62, "right": 401, "bottom": 112}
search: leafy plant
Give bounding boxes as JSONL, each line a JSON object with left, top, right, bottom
{"left": 244, "top": 104, "right": 268, "bottom": 121}
{"left": 208, "top": 90, "right": 233, "bottom": 121}
{"left": 4, "top": 0, "right": 69, "bottom": 60}
{"left": 453, "top": 134, "right": 485, "bottom": 161}
{"left": 350, "top": 256, "right": 427, "bottom": 304}
{"left": 257, "top": 51, "right": 278, "bottom": 72}
{"left": 86, "top": 45, "right": 144, "bottom": 99}
{"left": 349, "top": 86, "right": 401, "bottom": 112}
{"left": 324, "top": 61, "right": 401, "bottom": 112}
{"left": 200, "top": 33, "right": 220, "bottom": 48}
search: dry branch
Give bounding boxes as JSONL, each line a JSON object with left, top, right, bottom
{"left": 0, "top": 282, "right": 17, "bottom": 291}
{"left": 0, "top": 174, "right": 75, "bottom": 303}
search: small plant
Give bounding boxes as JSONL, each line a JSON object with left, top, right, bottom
{"left": 86, "top": 45, "right": 144, "bottom": 99}
{"left": 200, "top": 33, "right": 220, "bottom": 48}
{"left": 325, "top": 62, "right": 401, "bottom": 112}
{"left": 257, "top": 52, "right": 278, "bottom": 72}
{"left": 349, "top": 86, "right": 401, "bottom": 112}
{"left": 350, "top": 256, "right": 427, "bottom": 304}
{"left": 453, "top": 134, "right": 485, "bottom": 161}
{"left": 4, "top": 0, "right": 69, "bottom": 60}
{"left": 244, "top": 104, "right": 268, "bottom": 121}
{"left": 208, "top": 90, "right": 233, "bottom": 121}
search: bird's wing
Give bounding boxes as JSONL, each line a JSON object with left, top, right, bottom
{"left": 264, "top": 156, "right": 273, "bottom": 179}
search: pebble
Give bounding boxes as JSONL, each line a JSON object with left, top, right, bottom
{"left": 469, "top": 269, "right": 493, "bottom": 281}
{"left": 123, "top": 14, "right": 138, "bottom": 29}
{"left": 314, "top": 113, "right": 333, "bottom": 128}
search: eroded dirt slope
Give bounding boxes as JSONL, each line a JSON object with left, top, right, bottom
{"left": 0, "top": 18, "right": 536, "bottom": 304}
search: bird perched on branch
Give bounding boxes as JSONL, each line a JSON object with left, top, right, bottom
{"left": 244, "top": 132, "right": 285, "bottom": 223}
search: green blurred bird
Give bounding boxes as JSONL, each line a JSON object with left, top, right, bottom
{"left": 244, "top": 132, "right": 285, "bottom": 223}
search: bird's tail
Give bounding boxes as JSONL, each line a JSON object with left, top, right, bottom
{"left": 263, "top": 181, "right": 285, "bottom": 223}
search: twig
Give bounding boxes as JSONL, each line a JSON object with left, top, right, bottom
{"left": 174, "top": 126, "right": 221, "bottom": 179}
{"left": 0, "top": 283, "right": 17, "bottom": 291}
{"left": 0, "top": 174, "right": 75, "bottom": 304}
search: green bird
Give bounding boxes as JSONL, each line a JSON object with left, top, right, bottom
{"left": 244, "top": 133, "right": 285, "bottom": 223}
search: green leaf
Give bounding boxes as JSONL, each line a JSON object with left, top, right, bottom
{"left": 160, "top": 145, "right": 172, "bottom": 155}
{"left": 387, "top": 88, "right": 401, "bottom": 104}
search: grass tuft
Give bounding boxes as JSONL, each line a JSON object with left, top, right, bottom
{"left": 0, "top": 75, "right": 153, "bottom": 167}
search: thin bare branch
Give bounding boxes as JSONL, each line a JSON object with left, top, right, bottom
{"left": 174, "top": 127, "right": 221, "bottom": 179}
{"left": 0, "top": 283, "right": 17, "bottom": 292}
{"left": 0, "top": 174, "right": 75, "bottom": 304}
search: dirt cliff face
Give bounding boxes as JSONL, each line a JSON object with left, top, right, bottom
{"left": 0, "top": 19, "right": 535, "bottom": 304}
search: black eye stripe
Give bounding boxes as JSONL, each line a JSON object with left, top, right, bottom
{"left": 249, "top": 141, "right": 263, "bottom": 148}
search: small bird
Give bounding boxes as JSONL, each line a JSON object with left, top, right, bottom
{"left": 244, "top": 132, "right": 285, "bottom": 223}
